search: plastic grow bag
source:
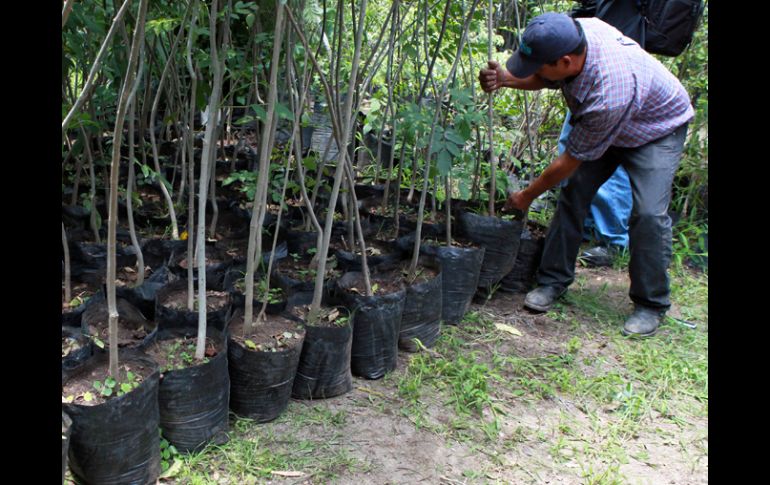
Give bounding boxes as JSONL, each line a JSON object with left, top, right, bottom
{"left": 168, "top": 247, "right": 233, "bottom": 292}
{"left": 149, "top": 327, "right": 230, "bottom": 453}
{"left": 222, "top": 264, "right": 288, "bottom": 314}
{"left": 500, "top": 226, "right": 545, "bottom": 293}
{"left": 334, "top": 272, "right": 405, "bottom": 379}
{"left": 228, "top": 314, "right": 306, "bottom": 422}
{"left": 140, "top": 239, "right": 188, "bottom": 272}
{"left": 334, "top": 239, "right": 405, "bottom": 272}
{"left": 115, "top": 265, "right": 176, "bottom": 321}
{"left": 81, "top": 297, "right": 158, "bottom": 351}
{"left": 62, "top": 325, "right": 93, "bottom": 373}
{"left": 154, "top": 280, "right": 232, "bottom": 332}
{"left": 291, "top": 308, "right": 354, "bottom": 399}
{"left": 456, "top": 211, "right": 524, "bottom": 288}
{"left": 421, "top": 244, "right": 485, "bottom": 325}
{"left": 62, "top": 411, "right": 72, "bottom": 485}
{"left": 62, "top": 350, "right": 160, "bottom": 485}
{"left": 399, "top": 261, "right": 443, "bottom": 352}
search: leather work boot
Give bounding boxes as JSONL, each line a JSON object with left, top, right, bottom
{"left": 621, "top": 306, "right": 666, "bottom": 337}
{"left": 523, "top": 285, "right": 566, "bottom": 312}
{"left": 578, "top": 246, "right": 613, "bottom": 267}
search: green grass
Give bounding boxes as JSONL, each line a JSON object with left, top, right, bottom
{"left": 396, "top": 312, "right": 506, "bottom": 442}
{"left": 275, "top": 401, "right": 348, "bottom": 429}
{"left": 67, "top": 267, "right": 705, "bottom": 484}
{"left": 391, "top": 265, "right": 707, "bottom": 481}
{"left": 513, "top": 272, "right": 707, "bottom": 415}
{"left": 670, "top": 269, "right": 708, "bottom": 323}
{"left": 169, "top": 414, "right": 365, "bottom": 483}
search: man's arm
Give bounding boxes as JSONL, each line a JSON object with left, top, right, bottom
{"left": 478, "top": 60, "right": 546, "bottom": 92}
{"left": 505, "top": 151, "right": 583, "bottom": 211}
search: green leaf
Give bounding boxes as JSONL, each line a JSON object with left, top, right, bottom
{"left": 429, "top": 139, "right": 444, "bottom": 156}
{"left": 244, "top": 340, "right": 257, "bottom": 350}
{"left": 105, "top": 377, "right": 116, "bottom": 388}
{"left": 83, "top": 392, "right": 94, "bottom": 402}
{"left": 92, "top": 381, "right": 102, "bottom": 390}
{"left": 156, "top": 173, "right": 173, "bottom": 192}
{"left": 437, "top": 149, "right": 452, "bottom": 177}
{"left": 93, "top": 210, "right": 102, "bottom": 231}
{"left": 146, "top": 18, "right": 180, "bottom": 35}
{"left": 445, "top": 141, "right": 461, "bottom": 157}
{"left": 459, "top": 178, "right": 471, "bottom": 200}
{"left": 126, "top": 371, "right": 135, "bottom": 381}
{"left": 159, "top": 459, "right": 182, "bottom": 479}
{"left": 101, "top": 387, "right": 113, "bottom": 397}
{"left": 444, "top": 129, "right": 465, "bottom": 145}
{"left": 250, "top": 104, "right": 268, "bottom": 122}
{"left": 275, "top": 102, "right": 295, "bottom": 121}
{"left": 92, "top": 337, "right": 105, "bottom": 349}
{"left": 121, "top": 383, "right": 133, "bottom": 393}
{"left": 456, "top": 119, "right": 472, "bottom": 140}
{"left": 283, "top": 332, "right": 293, "bottom": 339}
{"left": 246, "top": 13, "right": 255, "bottom": 28}
{"left": 235, "top": 115, "right": 254, "bottom": 125}
{"left": 196, "top": 87, "right": 208, "bottom": 112}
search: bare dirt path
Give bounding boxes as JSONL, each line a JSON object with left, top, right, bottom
{"left": 112, "top": 265, "right": 708, "bottom": 485}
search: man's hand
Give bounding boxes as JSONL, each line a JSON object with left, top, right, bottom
{"left": 479, "top": 60, "right": 506, "bottom": 93}
{"left": 502, "top": 152, "right": 583, "bottom": 214}
{"left": 503, "top": 191, "right": 533, "bottom": 212}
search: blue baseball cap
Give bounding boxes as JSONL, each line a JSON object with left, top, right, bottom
{"left": 506, "top": 13, "right": 585, "bottom": 78}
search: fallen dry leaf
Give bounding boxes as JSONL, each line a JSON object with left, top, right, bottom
{"left": 495, "top": 322, "right": 523, "bottom": 337}
{"left": 270, "top": 471, "right": 303, "bottom": 477}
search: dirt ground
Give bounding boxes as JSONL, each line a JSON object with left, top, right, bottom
{"left": 64, "top": 263, "right": 706, "bottom": 485}
{"left": 160, "top": 264, "right": 707, "bottom": 485}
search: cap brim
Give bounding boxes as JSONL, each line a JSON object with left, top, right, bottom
{"left": 506, "top": 51, "right": 542, "bottom": 79}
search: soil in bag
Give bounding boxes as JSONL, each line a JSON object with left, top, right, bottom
{"left": 62, "top": 349, "right": 160, "bottom": 485}
{"left": 155, "top": 280, "right": 232, "bottom": 332}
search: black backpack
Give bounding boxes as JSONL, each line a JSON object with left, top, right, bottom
{"left": 640, "top": 0, "right": 705, "bottom": 56}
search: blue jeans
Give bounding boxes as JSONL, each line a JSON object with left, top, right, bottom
{"left": 559, "top": 112, "right": 631, "bottom": 248}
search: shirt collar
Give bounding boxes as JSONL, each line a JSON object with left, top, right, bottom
{"left": 564, "top": 20, "right": 595, "bottom": 103}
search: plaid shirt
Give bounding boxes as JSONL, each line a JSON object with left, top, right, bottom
{"left": 558, "top": 18, "right": 695, "bottom": 161}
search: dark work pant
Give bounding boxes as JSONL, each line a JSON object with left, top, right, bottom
{"left": 536, "top": 124, "right": 689, "bottom": 310}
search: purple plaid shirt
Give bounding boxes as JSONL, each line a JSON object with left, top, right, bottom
{"left": 560, "top": 18, "right": 694, "bottom": 161}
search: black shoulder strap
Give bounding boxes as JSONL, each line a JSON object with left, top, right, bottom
{"left": 638, "top": 0, "right": 647, "bottom": 17}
